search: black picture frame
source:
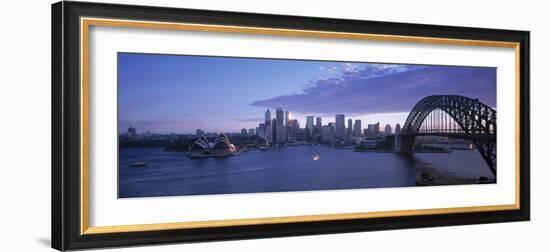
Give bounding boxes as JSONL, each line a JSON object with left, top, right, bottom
{"left": 52, "top": 1, "right": 530, "bottom": 251}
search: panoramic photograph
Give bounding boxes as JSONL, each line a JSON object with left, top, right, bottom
{"left": 117, "top": 52, "right": 497, "bottom": 198}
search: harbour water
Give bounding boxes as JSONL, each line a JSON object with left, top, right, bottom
{"left": 118, "top": 146, "right": 494, "bottom": 198}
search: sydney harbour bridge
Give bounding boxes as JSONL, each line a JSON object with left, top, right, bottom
{"left": 400, "top": 95, "right": 496, "bottom": 176}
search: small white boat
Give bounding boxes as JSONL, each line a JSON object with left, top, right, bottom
{"left": 312, "top": 154, "right": 320, "bottom": 161}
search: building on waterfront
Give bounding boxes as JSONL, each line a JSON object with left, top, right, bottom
{"left": 190, "top": 135, "right": 210, "bottom": 150}
{"left": 241, "top": 128, "right": 247, "bottom": 136}
{"left": 335, "top": 114, "right": 345, "bottom": 141}
{"left": 287, "top": 119, "right": 300, "bottom": 142}
{"left": 189, "top": 133, "right": 238, "bottom": 157}
{"left": 321, "top": 125, "right": 334, "bottom": 143}
{"left": 315, "top": 117, "right": 322, "bottom": 134}
{"left": 366, "top": 122, "right": 380, "bottom": 138}
{"left": 265, "top": 109, "right": 272, "bottom": 142}
{"left": 276, "top": 108, "right": 284, "bottom": 126}
{"left": 126, "top": 127, "right": 137, "bottom": 139}
{"left": 395, "top": 123, "right": 401, "bottom": 134}
{"left": 306, "top": 116, "right": 314, "bottom": 139}
{"left": 275, "top": 108, "right": 286, "bottom": 143}
{"left": 258, "top": 123, "right": 265, "bottom": 138}
{"left": 384, "top": 124, "right": 392, "bottom": 135}
{"left": 248, "top": 128, "right": 255, "bottom": 136}
{"left": 347, "top": 118, "right": 353, "bottom": 137}
{"left": 353, "top": 120, "right": 362, "bottom": 137}
{"left": 284, "top": 111, "right": 290, "bottom": 126}
{"left": 272, "top": 118, "right": 277, "bottom": 143}
{"left": 395, "top": 123, "right": 402, "bottom": 150}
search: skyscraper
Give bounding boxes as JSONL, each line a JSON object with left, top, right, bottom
{"left": 367, "top": 122, "right": 380, "bottom": 138}
{"left": 288, "top": 119, "right": 300, "bottom": 141}
{"left": 272, "top": 118, "right": 277, "bottom": 143}
{"left": 321, "top": 125, "right": 334, "bottom": 143}
{"left": 276, "top": 108, "right": 285, "bottom": 143}
{"left": 315, "top": 117, "right": 322, "bottom": 133}
{"left": 353, "top": 119, "right": 362, "bottom": 137}
{"left": 284, "top": 111, "right": 290, "bottom": 126}
{"left": 265, "top": 109, "right": 272, "bottom": 141}
{"left": 347, "top": 118, "right": 353, "bottom": 137}
{"left": 335, "top": 114, "right": 345, "bottom": 141}
{"left": 276, "top": 108, "right": 284, "bottom": 126}
{"left": 384, "top": 124, "right": 392, "bottom": 135}
{"left": 395, "top": 123, "right": 402, "bottom": 150}
{"left": 306, "top": 116, "right": 314, "bottom": 138}
{"left": 258, "top": 123, "right": 265, "bottom": 138}
{"left": 265, "top": 108, "right": 271, "bottom": 124}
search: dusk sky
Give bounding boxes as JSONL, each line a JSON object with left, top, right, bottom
{"left": 118, "top": 53, "right": 496, "bottom": 134}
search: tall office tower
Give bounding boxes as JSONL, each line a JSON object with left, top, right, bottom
{"left": 367, "top": 122, "right": 380, "bottom": 138}
{"left": 258, "top": 123, "right": 265, "bottom": 138}
{"left": 265, "top": 109, "right": 272, "bottom": 141}
{"left": 272, "top": 118, "right": 277, "bottom": 143}
{"left": 277, "top": 126, "right": 285, "bottom": 143}
{"left": 241, "top": 128, "right": 248, "bottom": 136}
{"left": 395, "top": 123, "right": 401, "bottom": 134}
{"left": 384, "top": 124, "right": 392, "bottom": 135}
{"left": 347, "top": 118, "right": 353, "bottom": 137}
{"left": 248, "top": 128, "right": 255, "bottom": 136}
{"left": 284, "top": 111, "right": 290, "bottom": 126}
{"left": 306, "top": 116, "right": 314, "bottom": 138}
{"left": 315, "top": 117, "right": 322, "bottom": 134}
{"left": 335, "top": 114, "right": 345, "bottom": 140}
{"left": 276, "top": 108, "right": 284, "bottom": 126}
{"left": 353, "top": 119, "right": 362, "bottom": 137}
{"left": 265, "top": 108, "right": 271, "bottom": 125}
{"left": 394, "top": 123, "right": 402, "bottom": 150}
{"left": 321, "top": 125, "right": 334, "bottom": 143}
{"left": 288, "top": 119, "right": 300, "bottom": 138}
{"left": 275, "top": 108, "right": 285, "bottom": 143}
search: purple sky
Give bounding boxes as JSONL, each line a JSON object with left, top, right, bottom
{"left": 118, "top": 53, "right": 496, "bottom": 134}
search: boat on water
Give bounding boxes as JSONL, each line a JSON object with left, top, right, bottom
{"left": 130, "top": 161, "right": 147, "bottom": 167}
{"left": 312, "top": 154, "right": 320, "bottom": 161}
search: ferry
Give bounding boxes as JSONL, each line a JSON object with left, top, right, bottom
{"left": 312, "top": 154, "right": 320, "bottom": 161}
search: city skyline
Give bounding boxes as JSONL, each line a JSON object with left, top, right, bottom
{"left": 118, "top": 53, "right": 496, "bottom": 134}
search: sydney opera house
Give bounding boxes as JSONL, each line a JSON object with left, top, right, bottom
{"left": 188, "top": 133, "right": 239, "bottom": 157}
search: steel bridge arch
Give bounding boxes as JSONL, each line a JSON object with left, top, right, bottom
{"left": 400, "top": 95, "right": 497, "bottom": 175}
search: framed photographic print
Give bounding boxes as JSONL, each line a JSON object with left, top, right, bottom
{"left": 52, "top": 1, "right": 530, "bottom": 250}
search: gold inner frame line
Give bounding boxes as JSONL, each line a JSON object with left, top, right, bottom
{"left": 80, "top": 17, "right": 521, "bottom": 235}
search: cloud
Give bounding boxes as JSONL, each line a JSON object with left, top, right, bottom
{"left": 251, "top": 64, "right": 496, "bottom": 116}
